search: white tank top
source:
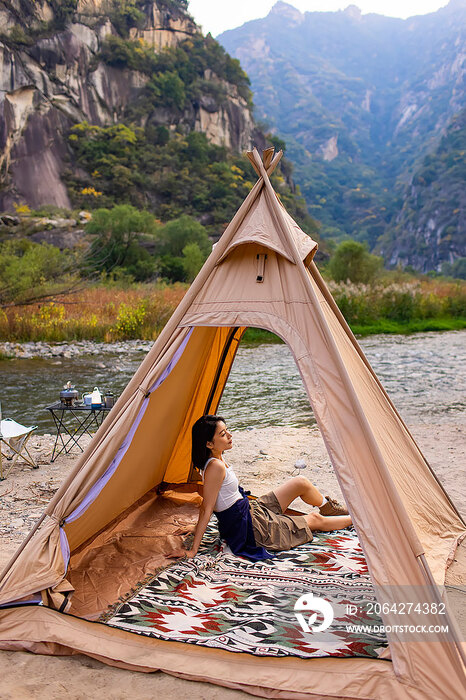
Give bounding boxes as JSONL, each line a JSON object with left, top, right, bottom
{"left": 203, "top": 457, "right": 242, "bottom": 512}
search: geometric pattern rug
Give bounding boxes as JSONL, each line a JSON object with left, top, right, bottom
{"left": 103, "top": 522, "right": 388, "bottom": 659}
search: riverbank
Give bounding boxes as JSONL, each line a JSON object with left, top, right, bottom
{"left": 1, "top": 318, "right": 465, "bottom": 354}
{"left": 0, "top": 423, "right": 464, "bottom": 699}
{"left": 0, "top": 276, "right": 464, "bottom": 345}
{"left": 1, "top": 320, "right": 466, "bottom": 362}
{"left": 0, "top": 339, "right": 154, "bottom": 360}
{"left": 350, "top": 316, "right": 466, "bottom": 335}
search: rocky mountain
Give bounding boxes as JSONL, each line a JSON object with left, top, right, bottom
{"left": 219, "top": 0, "right": 466, "bottom": 271}
{"left": 378, "top": 107, "right": 466, "bottom": 272}
{"left": 0, "top": 0, "right": 313, "bottom": 235}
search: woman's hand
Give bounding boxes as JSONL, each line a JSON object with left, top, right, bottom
{"left": 173, "top": 523, "right": 196, "bottom": 536}
{"left": 166, "top": 460, "right": 223, "bottom": 562}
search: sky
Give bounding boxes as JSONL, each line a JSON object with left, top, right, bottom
{"left": 188, "top": 1, "right": 450, "bottom": 37}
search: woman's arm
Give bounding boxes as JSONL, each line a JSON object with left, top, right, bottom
{"left": 169, "top": 459, "right": 225, "bottom": 559}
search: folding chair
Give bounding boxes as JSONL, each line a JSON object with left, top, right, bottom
{"left": 0, "top": 412, "right": 38, "bottom": 480}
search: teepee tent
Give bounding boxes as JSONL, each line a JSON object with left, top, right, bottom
{"left": 0, "top": 148, "right": 465, "bottom": 699}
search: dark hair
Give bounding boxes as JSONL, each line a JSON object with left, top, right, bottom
{"left": 191, "top": 414, "right": 225, "bottom": 470}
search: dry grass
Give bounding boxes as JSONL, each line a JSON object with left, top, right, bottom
{"left": 0, "top": 277, "right": 464, "bottom": 342}
{"left": 0, "top": 283, "right": 187, "bottom": 342}
{"left": 327, "top": 278, "right": 466, "bottom": 326}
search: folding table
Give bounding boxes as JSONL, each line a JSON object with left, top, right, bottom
{"left": 46, "top": 402, "right": 111, "bottom": 462}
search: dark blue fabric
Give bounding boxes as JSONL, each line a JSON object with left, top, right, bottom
{"left": 214, "top": 487, "right": 274, "bottom": 562}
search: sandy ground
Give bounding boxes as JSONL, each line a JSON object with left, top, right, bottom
{"left": 0, "top": 423, "right": 465, "bottom": 699}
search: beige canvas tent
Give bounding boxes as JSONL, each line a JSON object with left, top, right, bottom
{"left": 0, "top": 148, "right": 465, "bottom": 698}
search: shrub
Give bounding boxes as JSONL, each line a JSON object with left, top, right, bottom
{"left": 112, "top": 300, "right": 147, "bottom": 338}
{"left": 378, "top": 285, "right": 418, "bottom": 322}
{"left": 99, "top": 35, "right": 157, "bottom": 72}
{"left": 148, "top": 71, "right": 186, "bottom": 110}
{"left": 0, "top": 240, "right": 76, "bottom": 306}
{"left": 0, "top": 275, "right": 463, "bottom": 342}
{"left": 49, "top": 0, "right": 78, "bottom": 29}
{"left": 13, "top": 202, "right": 31, "bottom": 215}
{"left": 329, "top": 240, "right": 383, "bottom": 284}
{"left": 154, "top": 215, "right": 211, "bottom": 282}
{"left": 0, "top": 284, "right": 187, "bottom": 342}
{"left": 441, "top": 257, "right": 466, "bottom": 280}
{"left": 327, "top": 278, "right": 466, "bottom": 329}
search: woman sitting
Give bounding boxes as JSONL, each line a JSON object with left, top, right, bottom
{"left": 171, "top": 415, "right": 352, "bottom": 561}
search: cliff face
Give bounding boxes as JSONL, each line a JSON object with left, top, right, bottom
{"left": 0, "top": 1, "right": 255, "bottom": 210}
{"left": 378, "top": 109, "right": 466, "bottom": 272}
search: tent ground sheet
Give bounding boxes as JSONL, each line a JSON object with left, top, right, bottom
{"left": 101, "top": 522, "right": 389, "bottom": 660}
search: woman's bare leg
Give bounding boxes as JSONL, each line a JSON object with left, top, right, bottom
{"left": 305, "top": 512, "right": 352, "bottom": 531}
{"left": 273, "top": 476, "right": 323, "bottom": 512}
{"left": 273, "top": 477, "right": 352, "bottom": 531}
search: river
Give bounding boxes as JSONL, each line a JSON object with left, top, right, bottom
{"left": 0, "top": 331, "right": 464, "bottom": 432}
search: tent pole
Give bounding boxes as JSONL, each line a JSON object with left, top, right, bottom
{"left": 203, "top": 327, "right": 244, "bottom": 415}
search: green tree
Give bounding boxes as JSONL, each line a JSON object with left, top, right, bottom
{"left": 85, "top": 204, "right": 159, "bottom": 280}
{"left": 441, "top": 257, "right": 466, "bottom": 280}
{"left": 50, "top": 0, "right": 78, "bottom": 29}
{"left": 158, "top": 215, "right": 211, "bottom": 258}
{"left": 148, "top": 71, "right": 186, "bottom": 110}
{"left": 182, "top": 242, "right": 204, "bottom": 282}
{"left": 109, "top": 0, "right": 146, "bottom": 38}
{"left": 158, "top": 255, "right": 185, "bottom": 283}
{"left": 329, "top": 240, "right": 383, "bottom": 284}
{"left": 0, "top": 240, "right": 76, "bottom": 306}
{"left": 155, "top": 215, "right": 211, "bottom": 282}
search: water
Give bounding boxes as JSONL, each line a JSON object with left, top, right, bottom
{"left": 220, "top": 330, "right": 466, "bottom": 430}
{"left": 0, "top": 331, "right": 464, "bottom": 432}
{"left": 355, "top": 331, "right": 465, "bottom": 425}
{"left": 0, "top": 351, "right": 145, "bottom": 432}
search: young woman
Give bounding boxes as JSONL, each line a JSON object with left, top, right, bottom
{"left": 171, "top": 415, "right": 352, "bottom": 561}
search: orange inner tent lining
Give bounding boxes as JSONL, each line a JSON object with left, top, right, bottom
{"left": 66, "top": 326, "right": 247, "bottom": 608}
{"left": 65, "top": 326, "right": 245, "bottom": 552}
{"left": 68, "top": 488, "right": 202, "bottom": 620}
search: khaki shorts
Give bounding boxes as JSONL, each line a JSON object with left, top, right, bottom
{"left": 249, "top": 491, "right": 313, "bottom": 552}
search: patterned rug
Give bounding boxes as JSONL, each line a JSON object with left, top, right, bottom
{"left": 103, "top": 522, "right": 388, "bottom": 659}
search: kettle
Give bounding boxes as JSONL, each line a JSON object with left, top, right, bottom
{"left": 60, "top": 381, "right": 79, "bottom": 406}
{"left": 90, "top": 387, "right": 102, "bottom": 408}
